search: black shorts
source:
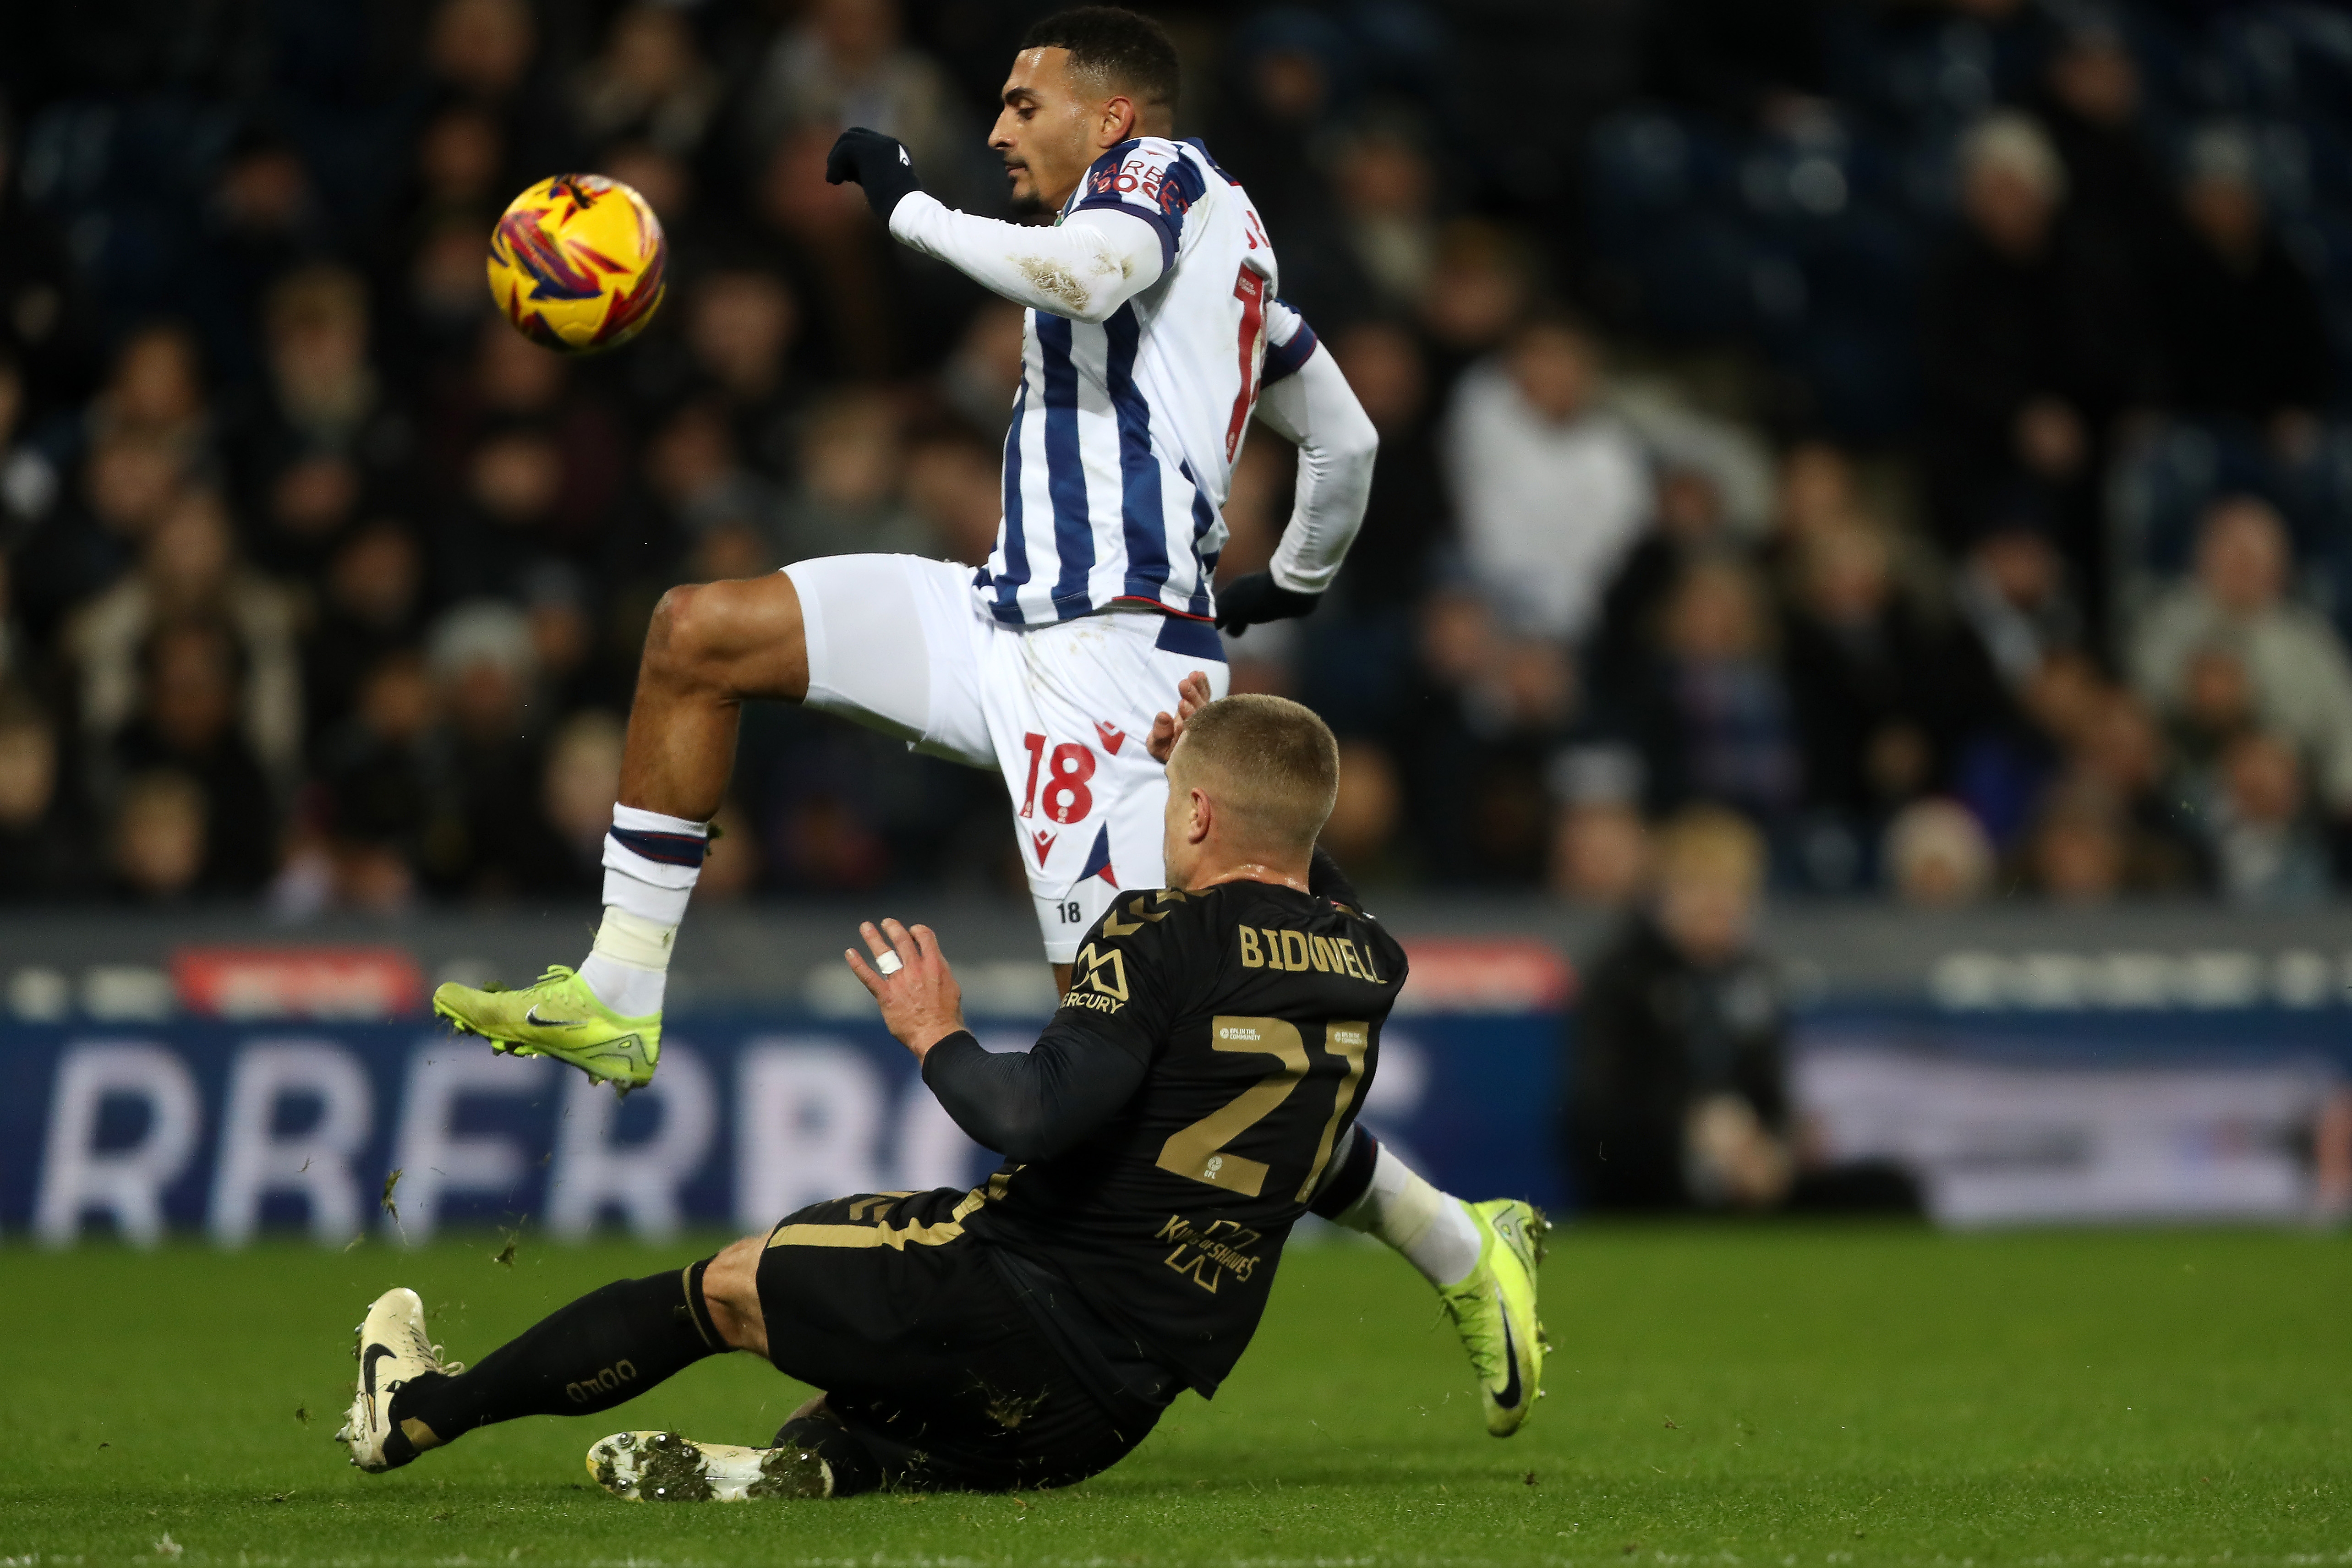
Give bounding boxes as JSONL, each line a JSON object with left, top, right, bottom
{"left": 754, "top": 1186, "right": 1178, "bottom": 1494}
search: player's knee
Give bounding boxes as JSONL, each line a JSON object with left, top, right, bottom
{"left": 700, "top": 1234, "right": 768, "bottom": 1355}
{"left": 645, "top": 581, "right": 753, "bottom": 690}
{"left": 642, "top": 576, "right": 803, "bottom": 699}
{"left": 643, "top": 584, "right": 717, "bottom": 682}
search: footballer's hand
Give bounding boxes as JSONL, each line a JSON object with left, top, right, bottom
{"left": 1147, "top": 670, "right": 1215, "bottom": 764}
{"left": 1214, "top": 571, "right": 1319, "bottom": 637}
{"left": 825, "top": 127, "right": 922, "bottom": 224}
{"left": 846, "top": 918, "right": 966, "bottom": 1060}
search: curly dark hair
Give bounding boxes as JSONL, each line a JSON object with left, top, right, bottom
{"left": 1018, "top": 6, "right": 1181, "bottom": 110}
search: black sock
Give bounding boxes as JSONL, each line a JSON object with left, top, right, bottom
{"left": 773, "top": 1415, "right": 882, "bottom": 1497}
{"left": 1308, "top": 1126, "right": 1380, "bottom": 1220}
{"left": 390, "top": 1262, "right": 724, "bottom": 1454}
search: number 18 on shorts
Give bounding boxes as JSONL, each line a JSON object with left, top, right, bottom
{"left": 987, "top": 619, "right": 1228, "bottom": 964}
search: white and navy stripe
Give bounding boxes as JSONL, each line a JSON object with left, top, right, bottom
{"left": 1263, "top": 307, "right": 1317, "bottom": 385}
{"left": 973, "top": 137, "right": 1303, "bottom": 628}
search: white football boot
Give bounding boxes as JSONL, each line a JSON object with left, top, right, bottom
{"left": 336, "top": 1287, "right": 462, "bottom": 1473}
{"left": 587, "top": 1430, "right": 832, "bottom": 1502}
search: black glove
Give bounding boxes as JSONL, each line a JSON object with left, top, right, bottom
{"left": 1213, "top": 571, "right": 1320, "bottom": 637}
{"left": 1307, "top": 842, "right": 1362, "bottom": 909}
{"left": 824, "top": 127, "right": 923, "bottom": 224}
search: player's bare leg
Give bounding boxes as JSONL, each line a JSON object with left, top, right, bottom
{"left": 617, "top": 575, "right": 811, "bottom": 822}
{"left": 695, "top": 1233, "right": 771, "bottom": 1358}
{"left": 431, "top": 574, "right": 810, "bottom": 1087}
{"left": 594, "top": 572, "right": 814, "bottom": 1011}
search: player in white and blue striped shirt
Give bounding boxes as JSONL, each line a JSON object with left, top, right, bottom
{"left": 942, "top": 129, "right": 1308, "bottom": 627}
{"left": 484, "top": 16, "right": 1375, "bottom": 997}
{"left": 430, "top": 14, "right": 1540, "bottom": 1439}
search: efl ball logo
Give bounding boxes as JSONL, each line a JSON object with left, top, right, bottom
{"left": 486, "top": 174, "right": 667, "bottom": 354}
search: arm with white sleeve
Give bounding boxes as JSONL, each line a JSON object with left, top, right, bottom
{"left": 888, "top": 194, "right": 1167, "bottom": 324}
{"left": 826, "top": 125, "right": 1169, "bottom": 324}
{"left": 1217, "top": 302, "right": 1380, "bottom": 634}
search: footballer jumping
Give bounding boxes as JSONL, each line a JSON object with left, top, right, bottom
{"left": 425, "top": 5, "right": 1544, "bottom": 1447}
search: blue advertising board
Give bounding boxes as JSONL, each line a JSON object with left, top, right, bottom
{"left": 0, "top": 1012, "right": 1564, "bottom": 1246}
{"left": 1786, "top": 1003, "right": 2352, "bottom": 1225}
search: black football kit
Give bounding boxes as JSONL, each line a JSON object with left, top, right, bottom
{"left": 385, "top": 854, "right": 1407, "bottom": 1495}
{"left": 747, "top": 862, "right": 1408, "bottom": 1491}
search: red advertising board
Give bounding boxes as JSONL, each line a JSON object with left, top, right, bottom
{"left": 172, "top": 948, "right": 427, "bottom": 1021}
{"left": 1394, "top": 938, "right": 1574, "bottom": 1014}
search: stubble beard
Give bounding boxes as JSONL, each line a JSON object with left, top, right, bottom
{"left": 1005, "top": 164, "right": 1050, "bottom": 218}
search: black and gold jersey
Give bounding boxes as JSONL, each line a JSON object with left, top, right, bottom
{"left": 960, "top": 877, "right": 1408, "bottom": 1396}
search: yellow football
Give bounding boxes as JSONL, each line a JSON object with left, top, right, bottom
{"left": 486, "top": 174, "right": 668, "bottom": 354}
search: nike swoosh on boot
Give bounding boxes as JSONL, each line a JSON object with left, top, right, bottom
{"left": 363, "top": 1343, "right": 396, "bottom": 1398}
{"left": 1493, "top": 1301, "right": 1523, "bottom": 1410}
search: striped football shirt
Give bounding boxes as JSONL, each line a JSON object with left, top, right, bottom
{"left": 975, "top": 136, "right": 1318, "bottom": 626}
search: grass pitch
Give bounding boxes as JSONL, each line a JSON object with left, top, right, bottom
{"left": 1, "top": 1225, "right": 2346, "bottom": 1565}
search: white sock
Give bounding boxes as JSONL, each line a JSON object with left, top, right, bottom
{"left": 1330, "top": 1145, "right": 1484, "bottom": 1288}
{"left": 576, "top": 805, "right": 706, "bottom": 1017}
{"left": 580, "top": 907, "right": 676, "bottom": 1017}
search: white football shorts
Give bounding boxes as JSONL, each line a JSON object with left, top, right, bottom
{"left": 783, "top": 554, "right": 1231, "bottom": 963}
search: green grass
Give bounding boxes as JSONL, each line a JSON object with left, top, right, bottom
{"left": 1, "top": 1226, "right": 2347, "bottom": 1565}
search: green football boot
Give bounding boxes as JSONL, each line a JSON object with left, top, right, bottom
{"left": 1436, "top": 1197, "right": 1550, "bottom": 1437}
{"left": 432, "top": 966, "right": 660, "bottom": 1093}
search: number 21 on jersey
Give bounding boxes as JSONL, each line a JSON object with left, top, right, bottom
{"left": 1157, "top": 1016, "right": 1370, "bottom": 1203}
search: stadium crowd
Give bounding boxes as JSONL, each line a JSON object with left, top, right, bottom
{"left": 0, "top": 0, "right": 2347, "bottom": 910}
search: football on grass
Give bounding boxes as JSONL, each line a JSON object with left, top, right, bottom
{"left": 487, "top": 173, "right": 668, "bottom": 354}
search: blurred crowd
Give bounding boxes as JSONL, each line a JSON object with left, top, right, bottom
{"left": 0, "top": 0, "right": 2347, "bottom": 912}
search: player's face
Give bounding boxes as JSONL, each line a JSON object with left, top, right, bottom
{"left": 990, "top": 47, "right": 1123, "bottom": 214}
